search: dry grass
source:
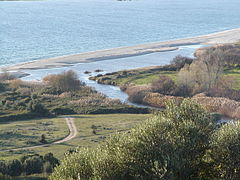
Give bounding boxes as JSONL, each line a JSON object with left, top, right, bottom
{"left": 192, "top": 93, "right": 240, "bottom": 119}
{"left": 125, "top": 84, "right": 240, "bottom": 119}
{"left": 69, "top": 93, "right": 121, "bottom": 106}
{"left": 143, "top": 93, "right": 183, "bottom": 108}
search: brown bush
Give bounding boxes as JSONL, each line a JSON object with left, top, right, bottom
{"left": 192, "top": 94, "right": 240, "bottom": 119}
{"left": 143, "top": 93, "right": 183, "bottom": 108}
{"left": 0, "top": 72, "right": 16, "bottom": 82}
{"left": 151, "top": 75, "right": 176, "bottom": 95}
{"left": 43, "top": 70, "right": 84, "bottom": 93}
{"left": 125, "top": 85, "right": 152, "bottom": 104}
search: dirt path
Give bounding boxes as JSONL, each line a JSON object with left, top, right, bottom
{"left": 0, "top": 117, "right": 77, "bottom": 152}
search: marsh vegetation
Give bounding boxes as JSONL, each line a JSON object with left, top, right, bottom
{"left": 91, "top": 44, "right": 240, "bottom": 118}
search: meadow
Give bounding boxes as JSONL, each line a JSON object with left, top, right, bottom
{"left": 0, "top": 114, "right": 151, "bottom": 160}
{"left": 0, "top": 118, "right": 67, "bottom": 152}
{"left": 91, "top": 66, "right": 240, "bottom": 90}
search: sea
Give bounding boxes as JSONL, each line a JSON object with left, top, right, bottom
{"left": 1, "top": 0, "right": 240, "bottom": 66}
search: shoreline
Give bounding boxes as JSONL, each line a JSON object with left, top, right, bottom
{"left": 3, "top": 28, "right": 240, "bottom": 72}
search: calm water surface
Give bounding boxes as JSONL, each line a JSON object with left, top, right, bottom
{"left": 1, "top": 0, "right": 240, "bottom": 66}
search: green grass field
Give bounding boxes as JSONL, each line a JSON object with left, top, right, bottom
{"left": 116, "top": 71, "right": 176, "bottom": 86}
{"left": 0, "top": 114, "right": 151, "bottom": 160}
{"left": 225, "top": 68, "right": 240, "bottom": 90}
{"left": 0, "top": 118, "right": 68, "bottom": 153}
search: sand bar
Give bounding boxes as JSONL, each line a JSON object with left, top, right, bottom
{"left": 4, "top": 28, "right": 240, "bottom": 71}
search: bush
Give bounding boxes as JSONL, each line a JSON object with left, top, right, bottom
{"left": 174, "top": 84, "right": 193, "bottom": 97}
{"left": 210, "top": 121, "right": 240, "bottom": 179}
{"left": 28, "top": 101, "right": 50, "bottom": 116}
{"left": 151, "top": 75, "right": 176, "bottom": 95}
{"left": 170, "top": 55, "right": 194, "bottom": 70}
{"left": 125, "top": 85, "right": 151, "bottom": 104}
{"left": 43, "top": 70, "right": 85, "bottom": 93}
{"left": 6, "top": 160, "right": 22, "bottom": 177}
{"left": 0, "top": 72, "right": 16, "bottom": 82}
{"left": 0, "top": 153, "right": 59, "bottom": 177}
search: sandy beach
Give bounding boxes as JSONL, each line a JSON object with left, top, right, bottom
{"left": 3, "top": 28, "right": 240, "bottom": 72}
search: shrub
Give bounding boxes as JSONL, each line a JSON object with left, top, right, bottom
{"left": 27, "top": 101, "right": 50, "bottom": 116}
{"left": 0, "top": 72, "right": 15, "bottom": 82}
{"left": 210, "top": 121, "right": 240, "bottom": 179}
{"left": 170, "top": 55, "right": 194, "bottom": 70}
{"left": 151, "top": 75, "right": 176, "bottom": 95}
{"left": 8, "top": 79, "right": 23, "bottom": 90}
{"left": 43, "top": 70, "right": 85, "bottom": 93}
{"left": 125, "top": 85, "right": 151, "bottom": 104}
{"left": 6, "top": 159, "right": 22, "bottom": 177}
{"left": 0, "top": 83, "right": 6, "bottom": 92}
{"left": 174, "top": 84, "right": 193, "bottom": 97}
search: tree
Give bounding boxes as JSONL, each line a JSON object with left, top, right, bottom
{"left": 177, "top": 48, "right": 225, "bottom": 95}
{"left": 42, "top": 153, "right": 59, "bottom": 173}
{"left": 22, "top": 156, "right": 44, "bottom": 175}
{"left": 210, "top": 121, "right": 240, "bottom": 179}
{"left": 40, "top": 134, "right": 47, "bottom": 144}
{"left": 0, "top": 161, "right": 7, "bottom": 175}
{"left": 6, "top": 159, "right": 22, "bottom": 176}
{"left": 199, "top": 48, "right": 225, "bottom": 90}
{"left": 44, "top": 153, "right": 59, "bottom": 167}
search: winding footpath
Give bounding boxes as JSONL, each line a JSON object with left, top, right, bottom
{"left": 0, "top": 117, "right": 77, "bottom": 152}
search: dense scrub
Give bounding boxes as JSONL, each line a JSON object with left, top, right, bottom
{"left": 0, "top": 153, "right": 59, "bottom": 178}
{"left": 50, "top": 100, "right": 240, "bottom": 180}
{"left": 0, "top": 71, "right": 148, "bottom": 121}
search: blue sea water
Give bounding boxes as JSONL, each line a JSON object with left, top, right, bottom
{"left": 1, "top": 0, "right": 240, "bottom": 66}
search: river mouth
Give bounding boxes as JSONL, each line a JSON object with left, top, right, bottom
{"left": 22, "top": 45, "right": 197, "bottom": 100}
{"left": 20, "top": 44, "right": 234, "bottom": 123}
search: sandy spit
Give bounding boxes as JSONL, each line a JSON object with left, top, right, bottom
{"left": 3, "top": 28, "right": 240, "bottom": 71}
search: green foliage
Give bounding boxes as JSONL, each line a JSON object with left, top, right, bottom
{"left": 50, "top": 100, "right": 214, "bottom": 180}
{"left": 210, "top": 121, "right": 240, "bottom": 179}
{"left": 0, "top": 153, "right": 59, "bottom": 177}
{"left": 0, "top": 72, "right": 147, "bottom": 121}
{"left": 22, "top": 156, "right": 44, "bottom": 175}
{"left": 6, "top": 159, "right": 22, "bottom": 177}
{"left": 27, "top": 101, "right": 50, "bottom": 116}
{"left": 0, "top": 111, "right": 38, "bottom": 122}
